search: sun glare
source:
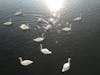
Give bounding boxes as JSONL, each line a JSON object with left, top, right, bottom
{"left": 44, "top": 0, "right": 64, "bottom": 12}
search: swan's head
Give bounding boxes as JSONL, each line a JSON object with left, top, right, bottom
{"left": 68, "top": 58, "right": 71, "bottom": 62}
{"left": 18, "top": 57, "right": 22, "bottom": 60}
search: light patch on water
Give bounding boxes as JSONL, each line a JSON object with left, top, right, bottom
{"left": 44, "top": 0, "right": 65, "bottom": 12}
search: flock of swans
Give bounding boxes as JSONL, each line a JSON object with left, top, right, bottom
{"left": 3, "top": 11, "right": 82, "bottom": 73}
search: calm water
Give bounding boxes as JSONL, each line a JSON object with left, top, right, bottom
{"left": 0, "top": 0, "right": 100, "bottom": 75}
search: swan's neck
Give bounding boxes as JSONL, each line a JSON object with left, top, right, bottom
{"left": 68, "top": 58, "right": 71, "bottom": 63}
{"left": 40, "top": 44, "right": 43, "bottom": 49}
{"left": 69, "top": 24, "right": 71, "bottom": 29}
{"left": 19, "top": 57, "right": 23, "bottom": 62}
{"left": 41, "top": 33, "right": 44, "bottom": 38}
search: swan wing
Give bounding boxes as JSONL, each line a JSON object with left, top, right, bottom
{"left": 43, "top": 25, "right": 52, "bottom": 30}
{"left": 20, "top": 24, "right": 29, "bottom": 30}
{"left": 73, "top": 17, "right": 81, "bottom": 21}
{"left": 4, "top": 22, "right": 12, "bottom": 25}
{"left": 15, "top": 11, "right": 22, "bottom": 16}
{"left": 33, "top": 37, "right": 44, "bottom": 42}
{"left": 21, "top": 60, "right": 33, "bottom": 66}
{"left": 41, "top": 48, "right": 52, "bottom": 54}
{"left": 62, "top": 27, "right": 70, "bottom": 31}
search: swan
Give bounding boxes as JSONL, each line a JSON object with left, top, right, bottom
{"left": 73, "top": 13, "right": 82, "bottom": 21}
{"left": 62, "top": 58, "right": 71, "bottom": 72}
{"left": 37, "top": 17, "right": 48, "bottom": 24}
{"left": 49, "top": 18, "right": 56, "bottom": 24}
{"left": 42, "top": 24, "right": 52, "bottom": 30}
{"left": 37, "top": 17, "right": 43, "bottom": 22}
{"left": 3, "top": 19, "right": 12, "bottom": 26}
{"left": 62, "top": 24, "right": 71, "bottom": 31}
{"left": 49, "top": 18, "right": 54, "bottom": 23}
{"left": 19, "top": 24, "right": 30, "bottom": 30}
{"left": 40, "top": 44, "right": 52, "bottom": 55}
{"left": 33, "top": 33, "right": 45, "bottom": 42}
{"left": 18, "top": 57, "right": 33, "bottom": 66}
{"left": 14, "top": 11, "right": 23, "bottom": 16}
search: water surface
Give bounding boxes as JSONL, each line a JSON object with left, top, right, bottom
{"left": 0, "top": 0, "right": 100, "bottom": 75}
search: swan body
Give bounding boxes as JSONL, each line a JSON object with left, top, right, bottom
{"left": 33, "top": 37, "right": 44, "bottom": 42}
{"left": 18, "top": 57, "right": 33, "bottom": 66}
{"left": 37, "top": 17, "right": 43, "bottom": 22}
{"left": 62, "top": 58, "right": 71, "bottom": 72}
{"left": 62, "top": 24, "right": 71, "bottom": 31}
{"left": 49, "top": 18, "right": 56, "bottom": 24}
{"left": 40, "top": 44, "right": 52, "bottom": 55}
{"left": 3, "top": 22, "right": 12, "bottom": 26}
{"left": 49, "top": 18, "right": 54, "bottom": 22}
{"left": 19, "top": 24, "right": 30, "bottom": 30}
{"left": 33, "top": 33, "right": 44, "bottom": 42}
{"left": 43, "top": 24, "right": 52, "bottom": 30}
{"left": 3, "top": 19, "right": 12, "bottom": 26}
{"left": 73, "top": 13, "right": 82, "bottom": 21}
{"left": 14, "top": 11, "right": 23, "bottom": 16}
{"left": 37, "top": 18, "right": 48, "bottom": 24}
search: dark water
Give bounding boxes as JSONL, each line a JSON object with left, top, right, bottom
{"left": 0, "top": 0, "right": 100, "bottom": 75}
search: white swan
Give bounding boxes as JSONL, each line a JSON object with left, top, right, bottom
{"left": 14, "top": 11, "right": 23, "bottom": 16}
{"left": 49, "top": 18, "right": 54, "bottom": 23}
{"left": 62, "top": 24, "right": 71, "bottom": 31}
{"left": 62, "top": 58, "right": 71, "bottom": 72}
{"left": 37, "top": 17, "right": 48, "bottom": 24}
{"left": 18, "top": 57, "right": 33, "bottom": 66}
{"left": 3, "top": 19, "right": 12, "bottom": 26}
{"left": 40, "top": 44, "right": 52, "bottom": 55}
{"left": 42, "top": 24, "right": 52, "bottom": 30}
{"left": 66, "top": 22, "right": 69, "bottom": 25}
{"left": 73, "top": 13, "right": 82, "bottom": 21}
{"left": 49, "top": 18, "right": 56, "bottom": 24}
{"left": 33, "top": 33, "right": 45, "bottom": 42}
{"left": 37, "top": 17, "right": 43, "bottom": 22}
{"left": 19, "top": 24, "right": 30, "bottom": 30}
